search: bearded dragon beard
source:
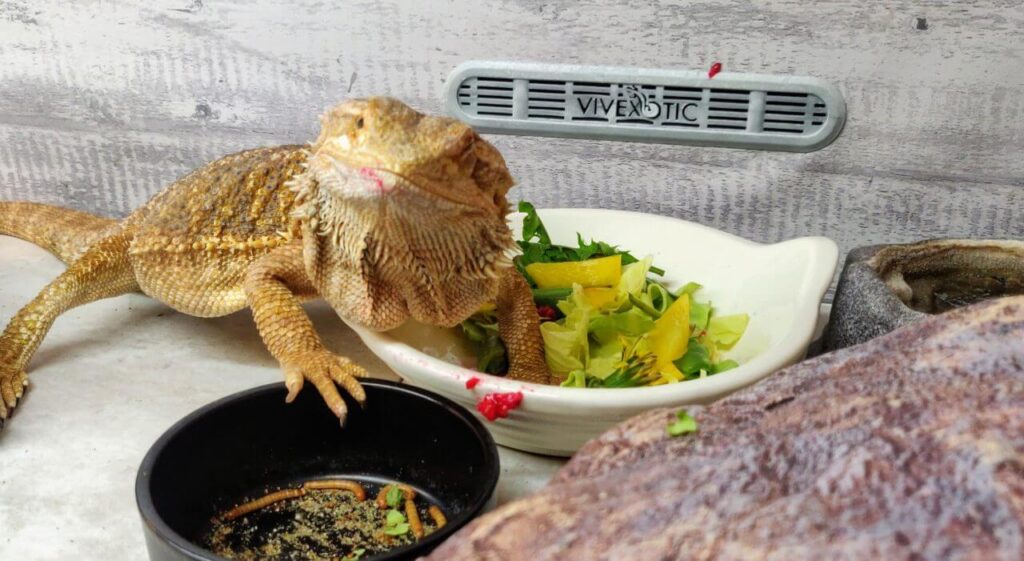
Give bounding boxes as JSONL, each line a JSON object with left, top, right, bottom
{"left": 291, "top": 165, "right": 517, "bottom": 329}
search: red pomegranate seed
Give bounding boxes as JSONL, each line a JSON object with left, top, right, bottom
{"left": 708, "top": 62, "right": 722, "bottom": 79}
{"left": 465, "top": 376, "right": 481, "bottom": 390}
{"left": 476, "top": 391, "right": 525, "bottom": 422}
{"left": 537, "top": 305, "right": 557, "bottom": 321}
{"left": 477, "top": 399, "right": 498, "bottom": 421}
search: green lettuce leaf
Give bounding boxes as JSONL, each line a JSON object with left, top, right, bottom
{"left": 667, "top": 409, "right": 698, "bottom": 436}
{"left": 541, "top": 285, "right": 593, "bottom": 375}
{"left": 675, "top": 339, "right": 712, "bottom": 376}
{"left": 712, "top": 359, "right": 739, "bottom": 373}
{"left": 587, "top": 340, "right": 625, "bottom": 379}
{"left": 540, "top": 321, "right": 586, "bottom": 375}
{"left": 706, "top": 313, "right": 750, "bottom": 348}
{"left": 384, "top": 524, "right": 410, "bottom": 536}
{"left": 689, "top": 300, "right": 712, "bottom": 332}
{"left": 460, "top": 314, "right": 508, "bottom": 375}
{"left": 386, "top": 509, "right": 406, "bottom": 526}
{"left": 560, "top": 369, "right": 588, "bottom": 388}
{"left": 616, "top": 256, "right": 652, "bottom": 300}
{"left": 588, "top": 308, "right": 655, "bottom": 344}
{"left": 676, "top": 282, "right": 702, "bottom": 297}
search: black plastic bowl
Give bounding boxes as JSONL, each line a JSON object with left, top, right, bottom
{"left": 136, "top": 380, "right": 499, "bottom": 561}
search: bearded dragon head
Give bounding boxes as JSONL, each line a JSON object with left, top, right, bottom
{"left": 291, "top": 97, "right": 518, "bottom": 329}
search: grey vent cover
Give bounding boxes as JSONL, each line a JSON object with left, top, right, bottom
{"left": 444, "top": 61, "right": 845, "bottom": 152}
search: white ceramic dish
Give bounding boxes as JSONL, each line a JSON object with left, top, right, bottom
{"left": 348, "top": 208, "right": 838, "bottom": 456}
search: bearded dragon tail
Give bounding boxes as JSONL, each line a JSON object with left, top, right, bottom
{"left": 0, "top": 201, "right": 118, "bottom": 264}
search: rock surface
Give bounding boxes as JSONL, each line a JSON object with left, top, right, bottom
{"left": 823, "top": 239, "right": 1024, "bottom": 351}
{"left": 821, "top": 243, "right": 925, "bottom": 351}
{"left": 429, "top": 296, "right": 1024, "bottom": 561}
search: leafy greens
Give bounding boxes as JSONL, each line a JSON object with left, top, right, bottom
{"left": 459, "top": 202, "right": 749, "bottom": 388}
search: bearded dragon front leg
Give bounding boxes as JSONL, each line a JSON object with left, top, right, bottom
{"left": 244, "top": 241, "right": 368, "bottom": 425}
{"left": 0, "top": 232, "right": 138, "bottom": 421}
{"left": 495, "top": 268, "right": 552, "bottom": 384}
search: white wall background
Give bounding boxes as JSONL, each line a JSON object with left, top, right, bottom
{"left": 1, "top": 0, "right": 1022, "bottom": 294}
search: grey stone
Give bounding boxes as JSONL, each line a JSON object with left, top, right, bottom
{"left": 822, "top": 239, "right": 1024, "bottom": 351}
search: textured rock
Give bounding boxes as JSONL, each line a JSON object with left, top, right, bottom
{"left": 823, "top": 239, "right": 1024, "bottom": 351}
{"left": 428, "top": 296, "right": 1024, "bottom": 561}
{"left": 820, "top": 243, "right": 926, "bottom": 351}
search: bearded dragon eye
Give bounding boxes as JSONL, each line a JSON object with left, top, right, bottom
{"left": 355, "top": 117, "right": 364, "bottom": 130}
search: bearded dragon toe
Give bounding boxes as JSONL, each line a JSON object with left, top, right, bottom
{"left": 279, "top": 349, "right": 372, "bottom": 427}
{"left": 0, "top": 366, "right": 26, "bottom": 409}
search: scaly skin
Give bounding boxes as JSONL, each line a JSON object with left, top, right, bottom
{"left": 0, "top": 97, "right": 551, "bottom": 426}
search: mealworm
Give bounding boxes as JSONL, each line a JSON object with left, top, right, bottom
{"left": 427, "top": 505, "right": 447, "bottom": 529}
{"left": 405, "top": 499, "right": 424, "bottom": 539}
{"left": 302, "top": 479, "right": 367, "bottom": 501}
{"left": 221, "top": 488, "right": 306, "bottom": 521}
{"left": 375, "top": 483, "right": 416, "bottom": 509}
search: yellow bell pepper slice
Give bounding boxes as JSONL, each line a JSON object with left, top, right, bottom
{"left": 525, "top": 255, "right": 622, "bottom": 289}
{"left": 646, "top": 293, "right": 691, "bottom": 368}
{"left": 583, "top": 287, "right": 618, "bottom": 309}
{"left": 658, "top": 361, "right": 685, "bottom": 384}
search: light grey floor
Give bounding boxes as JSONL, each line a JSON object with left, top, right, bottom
{"left": 0, "top": 236, "right": 564, "bottom": 560}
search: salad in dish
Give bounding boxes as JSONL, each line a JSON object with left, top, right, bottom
{"left": 460, "top": 203, "right": 749, "bottom": 388}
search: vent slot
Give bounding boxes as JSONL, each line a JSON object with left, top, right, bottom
{"left": 707, "top": 89, "right": 750, "bottom": 131}
{"left": 446, "top": 61, "right": 846, "bottom": 152}
{"left": 762, "top": 91, "right": 827, "bottom": 134}
{"left": 458, "top": 77, "right": 514, "bottom": 117}
{"left": 526, "top": 79, "right": 567, "bottom": 120}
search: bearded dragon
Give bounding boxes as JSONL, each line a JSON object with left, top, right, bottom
{"left": 0, "top": 97, "right": 551, "bottom": 427}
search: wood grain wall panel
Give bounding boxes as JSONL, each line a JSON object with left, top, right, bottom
{"left": 1, "top": 0, "right": 1022, "bottom": 296}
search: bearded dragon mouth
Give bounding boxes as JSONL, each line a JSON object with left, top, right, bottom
{"left": 312, "top": 155, "right": 494, "bottom": 212}
{"left": 384, "top": 169, "right": 497, "bottom": 212}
